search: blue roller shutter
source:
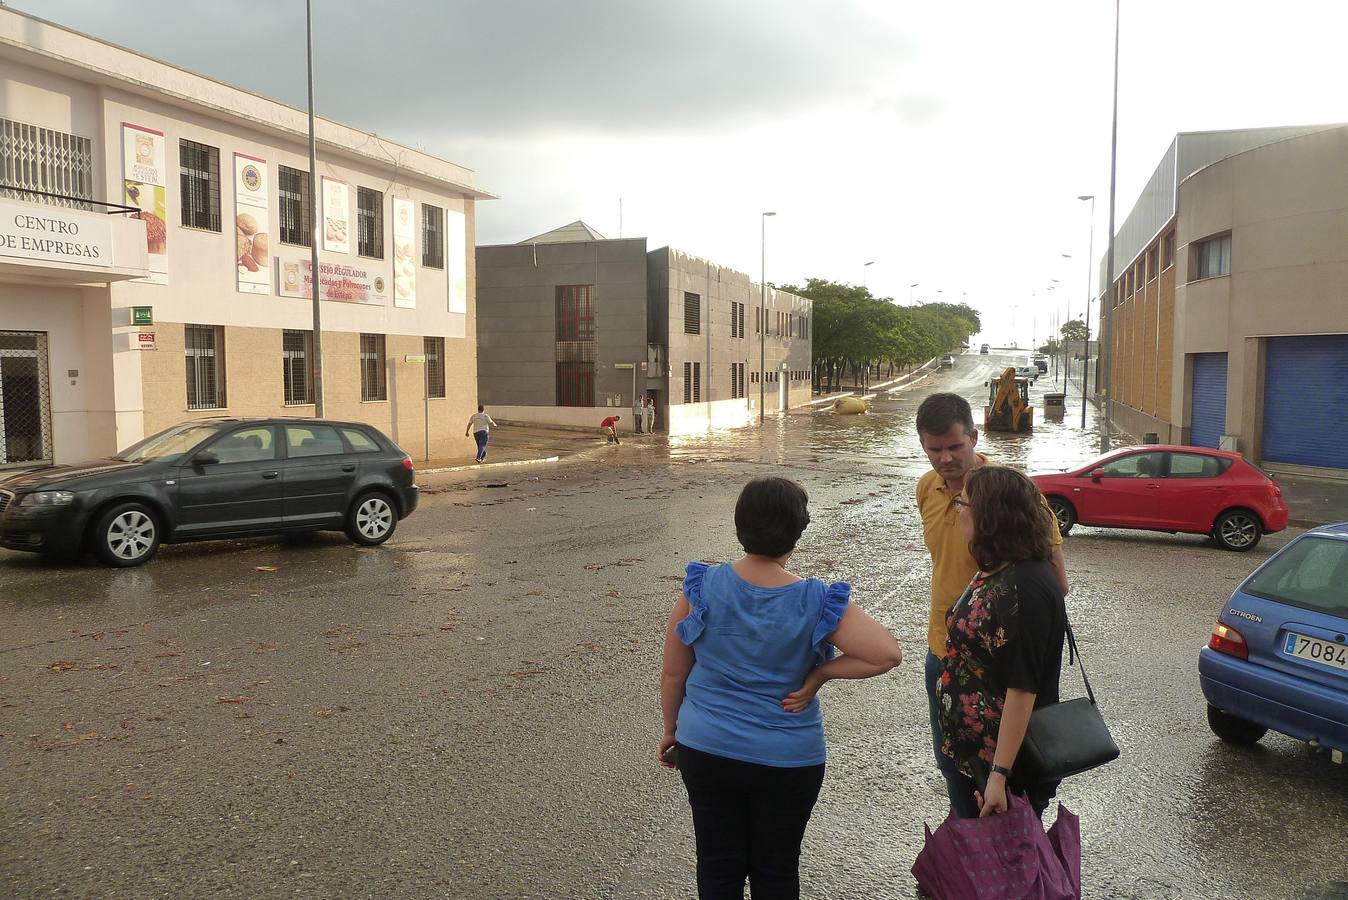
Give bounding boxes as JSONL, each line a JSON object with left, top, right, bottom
{"left": 1262, "top": 334, "right": 1348, "bottom": 471}
{"left": 1190, "top": 353, "right": 1227, "bottom": 449}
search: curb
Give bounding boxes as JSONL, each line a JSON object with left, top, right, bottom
{"left": 420, "top": 454, "right": 562, "bottom": 475}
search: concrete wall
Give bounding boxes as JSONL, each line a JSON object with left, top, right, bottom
{"left": 476, "top": 238, "right": 649, "bottom": 408}
{"left": 1171, "top": 126, "right": 1348, "bottom": 464}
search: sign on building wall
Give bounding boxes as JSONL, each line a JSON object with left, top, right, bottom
{"left": 392, "top": 197, "right": 416, "bottom": 309}
{"left": 446, "top": 207, "right": 466, "bottom": 314}
{"left": 279, "top": 257, "right": 387, "bottom": 305}
{"left": 233, "top": 153, "right": 270, "bottom": 295}
{"left": 321, "top": 177, "right": 350, "bottom": 254}
{"left": 0, "top": 199, "right": 113, "bottom": 267}
{"left": 121, "top": 123, "right": 167, "bottom": 283}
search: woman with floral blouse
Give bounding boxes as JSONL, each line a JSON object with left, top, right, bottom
{"left": 938, "top": 465, "right": 1068, "bottom": 818}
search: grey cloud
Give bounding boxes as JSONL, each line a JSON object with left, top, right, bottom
{"left": 19, "top": 0, "right": 915, "bottom": 137}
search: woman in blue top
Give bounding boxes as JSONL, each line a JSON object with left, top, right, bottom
{"left": 659, "top": 477, "right": 903, "bottom": 900}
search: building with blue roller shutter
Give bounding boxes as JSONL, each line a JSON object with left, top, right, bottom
{"left": 1097, "top": 125, "right": 1348, "bottom": 476}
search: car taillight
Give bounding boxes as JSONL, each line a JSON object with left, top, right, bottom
{"left": 1209, "top": 621, "right": 1248, "bottom": 660}
{"left": 401, "top": 456, "right": 414, "bottom": 471}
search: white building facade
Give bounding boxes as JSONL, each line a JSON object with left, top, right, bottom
{"left": 0, "top": 9, "right": 490, "bottom": 467}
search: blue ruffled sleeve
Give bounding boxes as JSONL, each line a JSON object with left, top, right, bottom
{"left": 675, "top": 561, "right": 711, "bottom": 645}
{"left": 811, "top": 581, "right": 851, "bottom": 664}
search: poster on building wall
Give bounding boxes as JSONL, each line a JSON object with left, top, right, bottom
{"left": 321, "top": 177, "right": 350, "bottom": 254}
{"left": 278, "top": 257, "right": 387, "bottom": 305}
{"left": 392, "top": 196, "right": 416, "bottom": 308}
{"left": 121, "top": 123, "right": 167, "bottom": 283}
{"left": 446, "top": 207, "right": 466, "bottom": 314}
{"left": 233, "top": 153, "right": 270, "bottom": 295}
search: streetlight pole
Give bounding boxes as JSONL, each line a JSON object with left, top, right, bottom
{"left": 863, "top": 260, "right": 874, "bottom": 290}
{"left": 1078, "top": 195, "right": 1096, "bottom": 428}
{"left": 1059, "top": 255, "right": 1072, "bottom": 391}
{"left": 909, "top": 283, "right": 919, "bottom": 306}
{"left": 760, "top": 211, "right": 775, "bottom": 424}
{"left": 1100, "top": 0, "right": 1120, "bottom": 452}
{"left": 305, "top": 0, "right": 323, "bottom": 417}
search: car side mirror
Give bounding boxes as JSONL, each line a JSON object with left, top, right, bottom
{"left": 1089, "top": 468, "right": 1105, "bottom": 481}
{"left": 192, "top": 450, "right": 220, "bottom": 467}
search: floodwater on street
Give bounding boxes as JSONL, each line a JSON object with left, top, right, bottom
{"left": 2, "top": 351, "right": 1345, "bottom": 899}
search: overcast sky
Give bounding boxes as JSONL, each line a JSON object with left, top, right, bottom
{"left": 17, "top": 0, "right": 1348, "bottom": 345}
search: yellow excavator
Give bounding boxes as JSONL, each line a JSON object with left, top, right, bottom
{"left": 984, "top": 367, "right": 1035, "bottom": 432}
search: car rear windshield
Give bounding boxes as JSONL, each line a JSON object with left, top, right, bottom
{"left": 1243, "top": 535, "right": 1348, "bottom": 617}
{"left": 117, "top": 423, "right": 221, "bottom": 463}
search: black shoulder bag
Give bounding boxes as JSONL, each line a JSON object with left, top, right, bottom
{"left": 1016, "top": 622, "right": 1120, "bottom": 782}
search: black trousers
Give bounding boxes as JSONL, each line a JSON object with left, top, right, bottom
{"left": 677, "top": 744, "right": 826, "bottom": 900}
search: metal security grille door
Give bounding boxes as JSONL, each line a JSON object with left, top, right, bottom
{"left": 360, "top": 334, "right": 387, "bottom": 401}
{"left": 0, "top": 332, "right": 52, "bottom": 466}
{"left": 555, "top": 285, "right": 595, "bottom": 407}
{"left": 1262, "top": 335, "right": 1348, "bottom": 470}
{"left": 1189, "top": 353, "right": 1228, "bottom": 449}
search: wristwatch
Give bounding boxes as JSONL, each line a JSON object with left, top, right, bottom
{"left": 990, "top": 763, "right": 1013, "bottom": 779}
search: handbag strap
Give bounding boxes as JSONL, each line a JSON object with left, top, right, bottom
{"left": 1065, "top": 621, "right": 1097, "bottom": 705}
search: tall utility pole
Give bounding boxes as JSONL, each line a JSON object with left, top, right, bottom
{"left": 759, "top": 211, "right": 775, "bottom": 423}
{"left": 1078, "top": 195, "right": 1096, "bottom": 428}
{"left": 1100, "top": 0, "right": 1120, "bottom": 452}
{"left": 306, "top": 0, "right": 324, "bottom": 416}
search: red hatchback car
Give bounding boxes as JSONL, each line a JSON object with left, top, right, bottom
{"left": 1030, "top": 445, "right": 1289, "bottom": 551}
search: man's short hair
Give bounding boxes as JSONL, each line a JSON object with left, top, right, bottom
{"left": 916, "top": 393, "right": 974, "bottom": 437}
{"left": 735, "top": 477, "right": 810, "bottom": 558}
{"left": 477, "top": 404, "right": 484, "bottom": 412}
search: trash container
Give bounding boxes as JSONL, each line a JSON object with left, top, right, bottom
{"left": 1043, "top": 392, "right": 1066, "bottom": 409}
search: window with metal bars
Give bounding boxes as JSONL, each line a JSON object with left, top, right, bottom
{"left": 424, "top": 336, "right": 445, "bottom": 398}
{"left": 282, "top": 329, "right": 313, "bottom": 405}
{"left": 421, "top": 204, "right": 444, "bottom": 268}
{"left": 185, "top": 324, "right": 225, "bottom": 410}
{"left": 556, "top": 362, "right": 594, "bottom": 407}
{"left": 178, "top": 139, "right": 221, "bottom": 231}
{"left": 683, "top": 362, "right": 692, "bottom": 404}
{"left": 278, "top": 165, "right": 312, "bottom": 247}
{"left": 0, "top": 118, "right": 93, "bottom": 209}
{"left": 357, "top": 186, "right": 384, "bottom": 258}
{"left": 684, "top": 293, "right": 700, "bottom": 334}
{"left": 555, "top": 285, "right": 595, "bottom": 341}
{"left": 360, "top": 334, "right": 387, "bottom": 401}
{"left": 555, "top": 285, "right": 595, "bottom": 406}
{"left": 738, "top": 302, "right": 745, "bottom": 339}
{"left": 692, "top": 362, "right": 701, "bottom": 403}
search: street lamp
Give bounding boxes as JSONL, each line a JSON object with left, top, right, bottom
{"left": 863, "top": 260, "right": 875, "bottom": 290}
{"left": 1100, "top": 0, "right": 1121, "bottom": 453}
{"left": 1060, "top": 254, "right": 1072, "bottom": 391}
{"left": 909, "top": 282, "right": 919, "bottom": 305}
{"left": 305, "top": 0, "right": 324, "bottom": 416}
{"left": 760, "top": 211, "right": 775, "bottom": 424}
{"left": 1078, "top": 194, "right": 1096, "bottom": 429}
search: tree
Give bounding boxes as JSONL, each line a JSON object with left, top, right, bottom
{"left": 780, "top": 279, "right": 982, "bottom": 392}
{"left": 1038, "top": 338, "right": 1061, "bottom": 356}
{"left": 1060, "top": 318, "right": 1089, "bottom": 343}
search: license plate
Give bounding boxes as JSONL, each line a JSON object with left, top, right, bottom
{"left": 1284, "top": 632, "right": 1348, "bottom": 672}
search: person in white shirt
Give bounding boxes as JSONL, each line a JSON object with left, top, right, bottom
{"left": 633, "top": 398, "right": 645, "bottom": 434}
{"left": 644, "top": 397, "right": 656, "bottom": 434}
{"left": 465, "top": 405, "right": 497, "bottom": 463}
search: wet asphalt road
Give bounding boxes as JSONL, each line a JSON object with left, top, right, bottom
{"left": 3, "top": 351, "right": 1346, "bottom": 900}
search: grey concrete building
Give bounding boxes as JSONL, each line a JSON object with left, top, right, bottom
{"left": 476, "top": 222, "right": 812, "bottom": 435}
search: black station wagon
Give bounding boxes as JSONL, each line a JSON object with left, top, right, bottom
{"left": 0, "top": 417, "right": 418, "bottom": 567}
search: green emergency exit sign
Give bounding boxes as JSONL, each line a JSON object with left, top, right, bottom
{"left": 131, "top": 306, "right": 153, "bottom": 326}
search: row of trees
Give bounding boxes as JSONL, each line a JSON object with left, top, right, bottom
{"left": 1037, "top": 318, "right": 1090, "bottom": 358}
{"left": 780, "top": 278, "right": 982, "bottom": 393}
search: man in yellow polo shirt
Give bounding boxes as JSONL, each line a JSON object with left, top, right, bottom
{"left": 914, "top": 392, "right": 1067, "bottom": 817}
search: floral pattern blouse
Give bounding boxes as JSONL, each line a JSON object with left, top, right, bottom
{"left": 937, "top": 559, "right": 1066, "bottom": 778}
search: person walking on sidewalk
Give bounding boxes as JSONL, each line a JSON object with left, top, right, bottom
{"left": 600, "top": 414, "right": 621, "bottom": 444}
{"left": 465, "top": 405, "right": 497, "bottom": 463}
{"left": 633, "top": 397, "right": 645, "bottom": 434}
{"left": 914, "top": 392, "right": 1067, "bottom": 818}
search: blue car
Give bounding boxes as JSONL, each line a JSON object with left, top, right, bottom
{"left": 1199, "top": 522, "right": 1348, "bottom": 762}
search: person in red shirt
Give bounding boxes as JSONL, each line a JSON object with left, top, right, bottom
{"left": 600, "top": 414, "right": 621, "bottom": 444}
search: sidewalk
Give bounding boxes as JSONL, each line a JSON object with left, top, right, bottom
{"left": 415, "top": 421, "right": 651, "bottom": 474}
{"left": 808, "top": 357, "right": 939, "bottom": 405}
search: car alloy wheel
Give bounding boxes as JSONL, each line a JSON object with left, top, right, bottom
{"left": 347, "top": 492, "right": 397, "bottom": 546}
{"left": 1215, "top": 510, "right": 1262, "bottom": 551}
{"left": 93, "top": 502, "right": 161, "bottom": 567}
{"left": 1047, "top": 497, "right": 1076, "bottom": 536}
